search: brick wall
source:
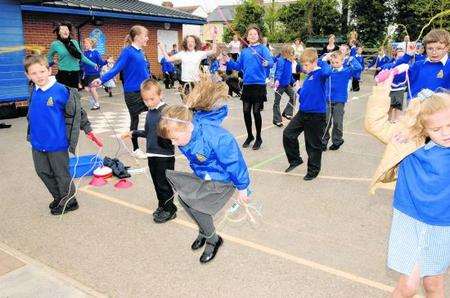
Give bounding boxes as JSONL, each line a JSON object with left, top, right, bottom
{"left": 22, "top": 12, "right": 183, "bottom": 78}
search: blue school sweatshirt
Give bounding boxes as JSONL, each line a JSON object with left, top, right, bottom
{"left": 393, "top": 142, "right": 450, "bottom": 226}
{"left": 160, "top": 57, "right": 174, "bottom": 74}
{"left": 209, "top": 59, "right": 219, "bottom": 74}
{"left": 354, "top": 55, "right": 365, "bottom": 80}
{"left": 28, "top": 80, "right": 69, "bottom": 152}
{"left": 101, "top": 45, "right": 150, "bottom": 93}
{"left": 179, "top": 106, "right": 250, "bottom": 190}
{"left": 326, "top": 57, "right": 362, "bottom": 103}
{"left": 298, "top": 60, "right": 332, "bottom": 113}
{"left": 226, "top": 44, "right": 273, "bottom": 85}
{"left": 274, "top": 57, "right": 293, "bottom": 87}
{"left": 368, "top": 55, "right": 392, "bottom": 69}
{"left": 81, "top": 50, "right": 106, "bottom": 76}
{"left": 395, "top": 54, "right": 450, "bottom": 98}
{"left": 381, "top": 60, "right": 407, "bottom": 91}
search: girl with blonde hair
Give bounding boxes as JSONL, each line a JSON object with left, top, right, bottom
{"left": 365, "top": 73, "right": 450, "bottom": 298}
{"left": 158, "top": 74, "right": 250, "bottom": 264}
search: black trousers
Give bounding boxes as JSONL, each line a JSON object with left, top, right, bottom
{"left": 32, "top": 149, "right": 75, "bottom": 204}
{"left": 283, "top": 111, "right": 326, "bottom": 176}
{"left": 56, "top": 70, "right": 80, "bottom": 89}
{"left": 352, "top": 78, "right": 360, "bottom": 91}
{"left": 163, "top": 72, "right": 174, "bottom": 89}
{"left": 148, "top": 156, "right": 176, "bottom": 212}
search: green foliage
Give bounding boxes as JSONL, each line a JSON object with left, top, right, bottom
{"left": 225, "top": 0, "right": 266, "bottom": 43}
{"left": 278, "top": 0, "right": 341, "bottom": 41}
{"left": 350, "top": 0, "right": 391, "bottom": 47}
{"left": 406, "top": 0, "right": 450, "bottom": 40}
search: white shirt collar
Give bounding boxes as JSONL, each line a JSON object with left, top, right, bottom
{"left": 425, "top": 54, "right": 448, "bottom": 65}
{"left": 35, "top": 76, "right": 57, "bottom": 91}
{"left": 151, "top": 101, "right": 165, "bottom": 110}
{"left": 424, "top": 140, "right": 438, "bottom": 150}
{"left": 333, "top": 66, "right": 344, "bottom": 72}
{"left": 132, "top": 44, "right": 141, "bottom": 51}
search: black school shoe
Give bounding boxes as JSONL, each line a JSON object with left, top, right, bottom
{"left": 252, "top": 138, "right": 262, "bottom": 150}
{"left": 329, "top": 140, "right": 344, "bottom": 151}
{"left": 303, "top": 173, "right": 318, "bottom": 181}
{"left": 200, "top": 236, "right": 223, "bottom": 264}
{"left": 0, "top": 123, "right": 11, "bottom": 129}
{"left": 191, "top": 235, "right": 206, "bottom": 250}
{"left": 49, "top": 198, "right": 59, "bottom": 209}
{"left": 285, "top": 159, "right": 304, "bottom": 173}
{"left": 242, "top": 136, "right": 255, "bottom": 148}
{"left": 153, "top": 209, "right": 177, "bottom": 223}
{"left": 50, "top": 199, "right": 79, "bottom": 215}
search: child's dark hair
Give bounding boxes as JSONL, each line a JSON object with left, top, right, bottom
{"left": 182, "top": 35, "right": 202, "bottom": 51}
{"left": 245, "top": 24, "right": 263, "bottom": 44}
{"left": 24, "top": 54, "right": 48, "bottom": 72}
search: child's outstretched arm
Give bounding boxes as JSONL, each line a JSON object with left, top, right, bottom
{"left": 364, "top": 73, "right": 396, "bottom": 144}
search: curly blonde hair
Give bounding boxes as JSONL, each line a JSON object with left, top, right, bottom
{"left": 400, "top": 92, "right": 450, "bottom": 141}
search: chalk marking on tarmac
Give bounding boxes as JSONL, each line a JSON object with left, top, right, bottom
{"left": 249, "top": 168, "right": 372, "bottom": 182}
{"left": 79, "top": 186, "right": 393, "bottom": 293}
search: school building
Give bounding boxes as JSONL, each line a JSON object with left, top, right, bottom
{"left": 0, "top": 0, "right": 205, "bottom": 114}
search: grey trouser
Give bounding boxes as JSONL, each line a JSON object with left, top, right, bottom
{"left": 179, "top": 199, "right": 218, "bottom": 244}
{"left": 273, "top": 85, "right": 295, "bottom": 123}
{"left": 323, "top": 102, "right": 345, "bottom": 146}
{"left": 32, "top": 149, "right": 75, "bottom": 203}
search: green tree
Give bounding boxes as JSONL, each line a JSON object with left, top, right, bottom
{"left": 350, "top": 0, "right": 391, "bottom": 47}
{"left": 278, "top": 0, "right": 341, "bottom": 41}
{"left": 223, "top": 0, "right": 265, "bottom": 43}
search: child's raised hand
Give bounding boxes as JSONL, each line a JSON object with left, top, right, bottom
{"left": 406, "top": 42, "right": 416, "bottom": 55}
{"left": 121, "top": 131, "right": 132, "bottom": 140}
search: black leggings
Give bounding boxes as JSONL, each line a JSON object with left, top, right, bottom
{"left": 243, "top": 101, "right": 263, "bottom": 139}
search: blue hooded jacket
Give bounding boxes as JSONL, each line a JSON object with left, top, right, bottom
{"left": 179, "top": 106, "right": 250, "bottom": 190}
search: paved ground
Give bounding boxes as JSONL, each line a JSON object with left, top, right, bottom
{"left": 0, "top": 74, "right": 448, "bottom": 297}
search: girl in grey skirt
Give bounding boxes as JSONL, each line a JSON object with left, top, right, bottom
{"left": 158, "top": 75, "right": 251, "bottom": 264}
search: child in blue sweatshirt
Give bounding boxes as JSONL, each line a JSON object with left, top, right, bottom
{"left": 381, "top": 46, "right": 407, "bottom": 122}
{"left": 25, "top": 54, "right": 100, "bottom": 215}
{"left": 160, "top": 55, "right": 175, "bottom": 89}
{"left": 352, "top": 46, "right": 365, "bottom": 91}
{"left": 283, "top": 48, "right": 332, "bottom": 180}
{"left": 81, "top": 38, "right": 107, "bottom": 110}
{"left": 368, "top": 47, "right": 392, "bottom": 76}
{"left": 92, "top": 25, "right": 151, "bottom": 159}
{"left": 224, "top": 25, "right": 274, "bottom": 150}
{"left": 158, "top": 75, "right": 250, "bottom": 264}
{"left": 365, "top": 74, "right": 450, "bottom": 298}
{"left": 392, "top": 29, "right": 450, "bottom": 99}
{"left": 322, "top": 51, "right": 362, "bottom": 151}
{"left": 273, "top": 45, "right": 296, "bottom": 127}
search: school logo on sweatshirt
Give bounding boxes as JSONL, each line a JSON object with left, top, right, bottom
{"left": 196, "top": 154, "right": 207, "bottom": 162}
{"left": 46, "top": 97, "right": 54, "bottom": 107}
{"left": 436, "top": 70, "right": 444, "bottom": 79}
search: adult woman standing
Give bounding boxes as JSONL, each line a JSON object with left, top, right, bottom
{"left": 321, "top": 34, "right": 339, "bottom": 56}
{"left": 47, "top": 22, "right": 96, "bottom": 88}
{"left": 92, "top": 25, "right": 151, "bottom": 159}
{"left": 292, "top": 38, "right": 304, "bottom": 60}
{"left": 159, "top": 35, "right": 217, "bottom": 95}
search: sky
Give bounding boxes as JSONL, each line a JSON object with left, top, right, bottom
{"left": 141, "top": 0, "right": 242, "bottom": 12}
